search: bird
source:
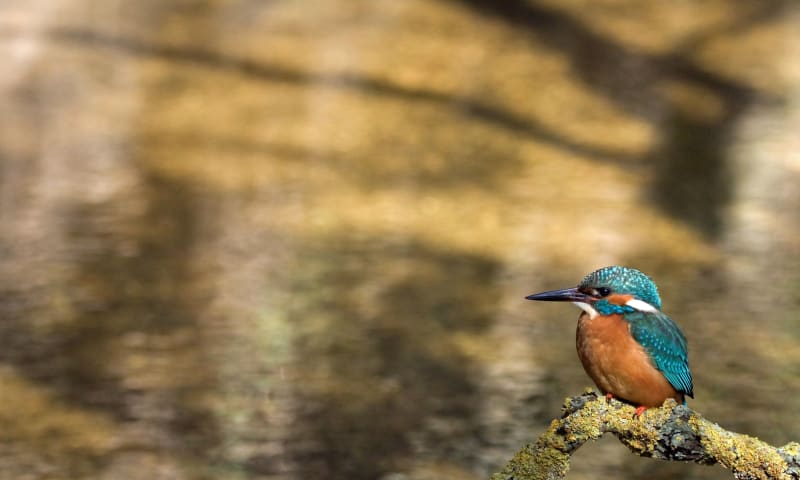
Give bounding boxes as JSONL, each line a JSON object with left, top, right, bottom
{"left": 526, "top": 266, "right": 693, "bottom": 414}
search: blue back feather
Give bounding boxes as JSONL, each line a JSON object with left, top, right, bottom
{"left": 624, "top": 310, "right": 694, "bottom": 397}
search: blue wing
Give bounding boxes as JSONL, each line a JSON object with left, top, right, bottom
{"left": 625, "top": 310, "right": 694, "bottom": 397}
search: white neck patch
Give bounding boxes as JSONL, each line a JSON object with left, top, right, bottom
{"left": 572, "top": 301, "right": 599, "bottom": 319}
{"left": 625, "top": 298, "right": 658, "bottom": 313}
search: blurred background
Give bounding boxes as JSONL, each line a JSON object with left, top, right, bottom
{"left": 1, "top": 1, "right": 799, "bottom": 479}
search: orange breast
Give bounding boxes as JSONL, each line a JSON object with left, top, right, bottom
{"left": 576, "top": 312, "right": 682, "bottom": 407}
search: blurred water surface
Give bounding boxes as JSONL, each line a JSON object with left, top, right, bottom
{"left": 1, "top": 1, "right": 799, "bottom": 479}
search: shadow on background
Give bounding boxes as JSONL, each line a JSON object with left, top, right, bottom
{"left": 451, "top": 0, "right": 783, "bottom": 238}
{"left": 0, "top": 170, "right": 223, "bottom": 473}
{"left": 282, "top": 235, "right": 502, "bottom": 477}
{"left": 11, "top": 26, "right": 645, "bottom": 170}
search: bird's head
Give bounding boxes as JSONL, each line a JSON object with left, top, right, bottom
{"left": 526, "top": 266, "right": 662, "bottom": 317}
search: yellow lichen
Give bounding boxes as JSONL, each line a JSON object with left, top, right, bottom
{"left": 690, "top": 415, "right": 788, "bottom": 479}
{"left": 781, "top": 441, "right": 800, "bottom": 456}
{"left": 491, "top": 439, "right": 571, "bottom": 480}
{"left": 494, "top": 392, "right": 797, "bottom": 479}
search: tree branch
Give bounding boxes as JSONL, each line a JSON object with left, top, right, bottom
{"left": 491, "top": 389, "right": 800, "bottom": 480}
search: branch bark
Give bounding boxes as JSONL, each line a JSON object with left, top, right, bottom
{"left": 491, "top": 389, "right": 800, "bottom": 480}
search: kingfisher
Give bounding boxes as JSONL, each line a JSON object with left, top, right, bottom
{"left": 526, "top": 266, "right": 693, "bottom": 414}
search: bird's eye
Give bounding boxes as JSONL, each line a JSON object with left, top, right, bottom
{"left": 595, "top": 287, "right": 611, "bottom": 297}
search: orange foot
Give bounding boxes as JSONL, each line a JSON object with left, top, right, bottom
{"left": 634, "top": 406, "right": 647, "bottom": 417}
{"left": 605, "top": 393, "right": 614, "bottom": 403}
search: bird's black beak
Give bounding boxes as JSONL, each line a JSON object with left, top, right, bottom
{"left": 525, "top": 287, "right": 591, "bottom": 302}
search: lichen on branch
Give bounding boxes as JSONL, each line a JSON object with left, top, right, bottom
{"left": 491, "top": 389, "right": 800, "bottom": 480}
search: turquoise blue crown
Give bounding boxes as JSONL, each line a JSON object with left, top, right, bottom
{"left": 580, "top": 266, "right": 662, "bottom": 315}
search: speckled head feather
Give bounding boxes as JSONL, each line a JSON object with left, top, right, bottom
{"left": 580, "top": 266, "right": 662, "bottom": 310}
